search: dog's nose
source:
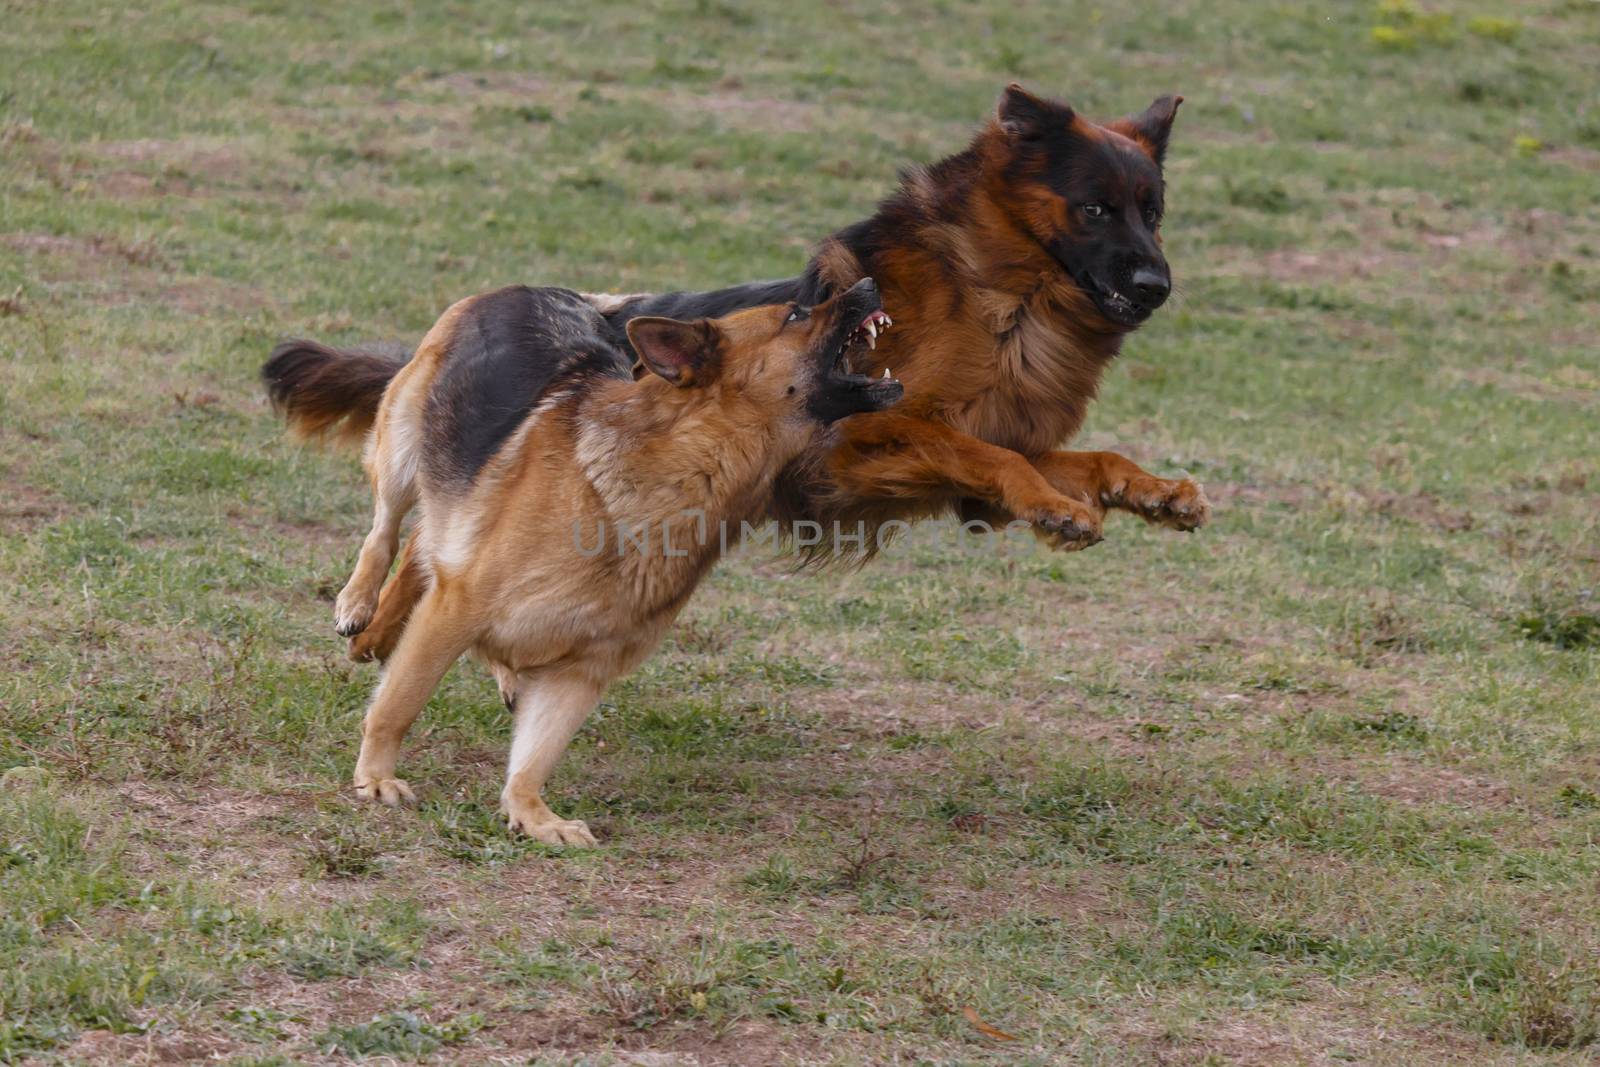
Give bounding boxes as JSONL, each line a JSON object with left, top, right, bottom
{"left": 1130, "top": 268, "right": 1170, "bottom": 308}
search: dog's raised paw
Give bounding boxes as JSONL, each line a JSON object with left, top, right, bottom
{"left": 1130, "top": 478, "right": 1210, "bottom": 531}
{"left": 333, "top": 585, "right": 377, "bottom": 637}
{"left": 346, "top": 629, "right": 386, "bottom": 663}
{"left": 333, "top": 606, "right": 371, "bottom": 638}
{"left": 1023, "top": 499, "right": 1104, "bottom": 551}
{"left": 1036, "top": 522, "right": 1104, "bottom": 552}
{"left": 355, "top": 777, "right": 415, "bottom": 807}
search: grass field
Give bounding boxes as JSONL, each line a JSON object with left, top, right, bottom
{"left": 3, "top": 1, "right": 1600, "bottom": 1063}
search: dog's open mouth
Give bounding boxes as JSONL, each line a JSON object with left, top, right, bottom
{"left": 1078, "top": 274, "right": 1151, "bottom": 327}
{"left": 837, "top": 308, "right": 892, "bottom": 368}
{"left": 810, "top": 288, "right": 904, "bottom": 422}
{"left": 827, "top": 306, "right": 901, "bottom": 403}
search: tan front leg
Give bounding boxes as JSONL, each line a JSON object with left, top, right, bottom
{"left": 500, "top": 668, "right": 604, "bottom": 847}
{"left": 352, "top": 584, "right": 478, "bottom": 806}
{"left": 1034, "top": 450, "right": 1209, "bottom": 531}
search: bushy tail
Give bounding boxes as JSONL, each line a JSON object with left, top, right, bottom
{"left": 261, "top": 340, "right": 409, "bottom": 447}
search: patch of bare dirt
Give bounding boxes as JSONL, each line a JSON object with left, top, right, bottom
{"left": 475, "top": 1011, "right": 617, "bottom": 1062}
{"left": 427, "top": 70, "right": 937, "bottom": 141}
{"left": 920, "top": 852, "right": 1130, "bottom": 934}
{"left": 431, "top": 70, "right": 552, "bottom": 97}
{"left": 235, "top": 511, "right": 356, "bottom": 555}
{"left": 1345, "top": 758, "right": 1515, "bottom": 809}
{"left": 1359, "top": 489, "right": 1476, "bottom": 533}
{"left": 1118, "top": 995, "right": 1501, "bottom": 1067}
{"left": 6, "top": 231, "right": 164, "bottom": 267}
{"left": 5, "top": 230, "right": 267, "bottom": 314}
{"left": 114, "top": 783, "right": 321, "bottom": 889}
{"left": 618, "top": 1020, "right": 828, "bottom": 1067}
{"left": 486, "top": 1011, "right": 847, "bottom": 1067}
{"left": 1052, "top": 714, "right": 1194, "bottom": 759}
{"left": 1546, "top": 145, "right": 1600, "bottom": 172}
{"left": 8, "top": 136, "right": 253, "bottom": 202}
{"left": 1207, "top": 480, "right": 1309, "bottom": 509}
{"left": 2, "top": 120, "right": 40, "bottom": 147}
{"left": 805, "top": 682, "right": 999, "bottom": 733}
{"left": 0, "top": 458, "right": 73, "bottom": 533}
{"left": 1220, "top": 200, "right": 1595, "bottom": 293}
{"left": 684, "top": 90, "right": 819, "bottom": 134}
{"left": 94, "top": 171, "right": 169, "bottom": 199}
{"left": 1125, "top": 1016, "right": 1344, "bottom": 1066}
{"left": 90, "top": 138, "right": 246, "bottom": 183}
{"left": 1260, "top": 247, "right": 1421, "bottom": 284}
{"left": 154, "top": 275, "right": 266, "bottom": 315}
{"left": 269, "top": 95, "right": 480, "bottom": 157}
{"left": 1450, "top": 364, "right": 1600, "bottom": 408}
{"left": 53, "top": 1028, "right": 235, "bottom": 1066}
{"left": 436, "top": 68, "right": 819, "bottom": 132}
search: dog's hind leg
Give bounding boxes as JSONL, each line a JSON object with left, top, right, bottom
{"left": 1033, "top": 451, "right": 1210, "bottom": 532}
{"left": 352, "top": 582, "right": 479, "bottom": 806}
{"left": 499, "top": 667, "right": 605, "bottom": 847}
{"left": 334, "top": 413, "right": 423, "bottom": 637}
{"left": 333, "top": 295, "right": 475, "bottom": 638}
{"left": 348, "top": 536, "right": 430, "bottom": 663}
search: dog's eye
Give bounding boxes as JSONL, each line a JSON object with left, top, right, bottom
{"left": 1083, "top": 202, "right": 1108, "bottom": 219}
{"left": 1143, "top": 206, "right": 1160, "bottom": 225}
{"left": 785, "top": 305, "right": 807, "bottom": 324}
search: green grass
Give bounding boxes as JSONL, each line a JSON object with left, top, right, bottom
{"left": 3, "top": 0, "right": 1599, "bottom": 1063}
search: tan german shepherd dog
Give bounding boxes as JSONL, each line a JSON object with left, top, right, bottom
{"left": 263, "top": 279, "right": 900, "bottom": 844}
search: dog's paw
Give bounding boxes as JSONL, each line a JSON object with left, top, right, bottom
{"left": 354, "top": 776, "right": 415, "bottom": 807}
{"left": 1123, "top": 477, "right": 1210, "bottom": 531}
{"left": 522, "top": 817, "right": 598, "bottom": 848}
{"left": 504, "top": 799, "right": 598, "bottom": 847}
{"left": 333, "top": 580, "right": 379, "bottom": 637}
{"left": 1018, "top": 496, "right": 1104, "bottom": 551}
{"left": 333, "top": 602, "right": 373, "bottom": 639}
{"left": 347, "top": 626, "right": 396, "bottom": 664}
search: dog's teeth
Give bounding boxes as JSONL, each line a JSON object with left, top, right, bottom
{"left": 882, "top": 367, "right": 891, "bottom": 379}
{"left": 866, "top": 321, "right": 878, "bottom": 339}
{"left": 883, "top": 315, "right": 892, "bottom": 326}
{"left": 867, "top": 334, "right": 876, "bottom": 349}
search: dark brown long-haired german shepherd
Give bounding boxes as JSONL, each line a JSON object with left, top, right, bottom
{"left": 266, "top": 281, "right": 901, "bottom": 843}
{"left": 269, "top": 84, "right": 1207, "bottom": 664}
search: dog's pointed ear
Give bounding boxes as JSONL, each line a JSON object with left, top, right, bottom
{"left": 1123, "top": 94, "right": 1183, "bottom": 165}
{"left": 997, "top": 83, "right": 1069, "bottom": 140}
{"left": 626, "top": 316, "right": 722, "bottom": 387}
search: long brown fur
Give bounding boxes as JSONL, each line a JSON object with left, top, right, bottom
{"left": 261, "top": 340, "right": 409, "bottom": 447}
{"left": 774, "top": 90, "right": 1208, "bottom": 551}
